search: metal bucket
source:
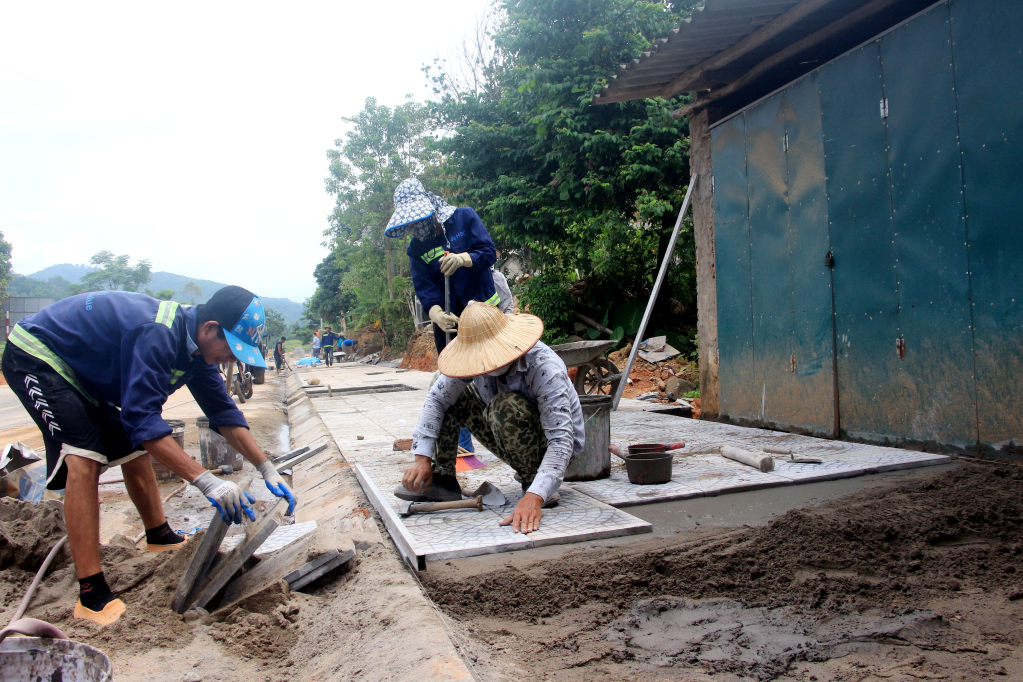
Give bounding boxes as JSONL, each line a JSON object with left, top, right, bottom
{"left": 0, "top": 637, "right": 113, "bottom": 681}
{"left": 197, "top": 417, "right": 243, "bottom": 471}
{"left": 564, "top": 395, "right": 612, "bottom": 481}
{"left": 150, "top": 419, "right": 185, "bottom": 481}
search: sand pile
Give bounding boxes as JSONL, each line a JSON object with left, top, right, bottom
{"left": 0, "top": 498, "right": 69, "bottom": 571}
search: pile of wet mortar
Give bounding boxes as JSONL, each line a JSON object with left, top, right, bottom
{"left": 424, "top": 463, "right": 1023, "bottom": 678}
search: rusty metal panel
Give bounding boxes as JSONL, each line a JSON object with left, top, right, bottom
{"left": 746, "top": 93, "right": 797, "bottom": 426}
{"left": 782, "top": 71, "right": 837, "bottom": 436}
{"left": 879, "top": 3, "right": 977, "bottom": 447}
{"left": 819, "top": 41, "right": 905, "bottom": 443}
{"left": 950, "top": 0, "right": 1023, "bottom": 447}
{"left": 712, "top": 116, "right": 757, "bottom": 419}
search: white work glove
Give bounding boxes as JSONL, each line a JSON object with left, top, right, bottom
{"left": 192, "top": 471, "right": 256, "bottom": 524}
{"left": 258, "top": 460, "right": 297, "bottom": 515}
{"left": 429, "top": 305, "right": 459, "bottom": 333}
{"left": 439, "top": 252, "right": 472, "bottom": 276}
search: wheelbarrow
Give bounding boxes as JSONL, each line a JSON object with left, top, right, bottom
{"left": 550, "top": 340, "right": 623, "bottom": 397}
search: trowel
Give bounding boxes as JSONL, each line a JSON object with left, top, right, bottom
{"left": 762, "top": 445, "right": 822, "bottom": 464}
{"left": 462, "top": 481, "right": 507, "bottom": 507}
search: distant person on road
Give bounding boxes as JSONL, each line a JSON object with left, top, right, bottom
{"left": 311, "top": 331, "right": 321, "bottom": 360}
{"left": 384, "top": 178, "right": 512, "bottom": 355}
{"left": 274, "top": 336, "right": 287, "bottom": 373}
{"left": 321, "top": 327, "right": 339, "bottom": 366}
{"left": 340, "top": 337, "right": 355, "bottom": 362}
{"left": 1, "top": 287, "right": 297, "bottom": 625}
{"left": 396, "top": 302, "right": 583, "bottom": 535}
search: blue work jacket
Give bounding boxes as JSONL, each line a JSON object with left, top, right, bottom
{"left": 407, "top": 207, "right": 500, "bottom": 315}
{"left": 12, "top": 291, "right": 248, "bottom": 449}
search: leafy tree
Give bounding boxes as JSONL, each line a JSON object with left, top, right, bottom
{"left": 306, "top": 252, "right": 357, "bottom": 326}
{"left": 70, "top": 251, "right": 152, "bottom": 294}
{"left": 0, "top": 231, "right": 12, "bottom": 302}
{"left": 146, "top": 288, "right": 176, "bottom": 301}
{"left": 431, "top": 0, "right": 699, "bottom": 337}
{"left": 264, "top": 307, "right": 286, "bottom": 341}
{"left": 181, "top": 282, "right": 203, "bottom": 304}
{"left": 320, "top": 96, "right": 444, "bottom": 349}
{"left": 8, "top": 274, "right": 73, "bottom": 301}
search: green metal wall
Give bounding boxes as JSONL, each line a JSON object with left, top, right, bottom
{"left": 711, "top": 0, "right": 1021, "bottom": 448}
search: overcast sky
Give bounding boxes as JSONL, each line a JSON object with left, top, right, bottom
{"left": 0, "top": 0, "right": 490, "bottom": 302}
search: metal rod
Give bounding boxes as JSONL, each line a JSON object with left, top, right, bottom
{"left": 612, "top": 174, "right": 699, "bottom": 410}
{"left": 444, "top": 275, "right": 452, "bottom": 344}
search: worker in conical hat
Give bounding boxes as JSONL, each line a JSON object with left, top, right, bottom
{"left": 396, "top": 302, "right": 584, "bottom": 534}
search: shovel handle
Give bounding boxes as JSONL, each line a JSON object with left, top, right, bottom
{"left": 763, "top": 445, "right": 792, "bottom": 455}
{"left": 665, "top": 441, "right": 685, "bottom": 451}
{"left": 409, "top": 496, "right": 483, "bottom": 514}
{"left": 609, "top": 444, "right": 628, "bottom": 461}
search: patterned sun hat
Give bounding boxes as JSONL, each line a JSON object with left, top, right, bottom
{"left": 385, "top": 178, "right": 457, "bottom": 239}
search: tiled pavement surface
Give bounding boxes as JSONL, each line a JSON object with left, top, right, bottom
{"left": 294, "top": 364, "right": 950, "bottom": 561}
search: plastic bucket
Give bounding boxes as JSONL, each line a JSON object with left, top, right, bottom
{"left": 0, "top": 637, "right": 113, "bottom": 682}
{"left": 623, "top": 453, "right": 673, "bottom": 485}
{"left": 197, "top": 417, "right": 243, "bottom": 471}
{"left": 564, "top": 395, "right": 612, "bottom": 481}
{"left": 150, "top": 420, "right": 185, "bottom": 481}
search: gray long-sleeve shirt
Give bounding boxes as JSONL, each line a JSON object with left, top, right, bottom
{"left": 411, "top": 341, "right": 584, "bottom": 501}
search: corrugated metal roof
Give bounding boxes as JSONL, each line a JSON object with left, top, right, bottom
{"left": 594, "top": 0, "right": 879, "bottom": 104}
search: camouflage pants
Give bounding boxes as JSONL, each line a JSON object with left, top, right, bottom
{"left": 433, "top": 385, "right": 547, "bottom": 490}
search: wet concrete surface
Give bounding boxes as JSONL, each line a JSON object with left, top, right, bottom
{"left": 629, "top": 461, "right": 960, "bottom": 535}
{"left": 437, "top": 461, "right": 960, "bottom": 572}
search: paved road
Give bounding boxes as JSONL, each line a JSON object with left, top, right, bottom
{"left": 0, "top": 385, "right": 34, "bottom": 430}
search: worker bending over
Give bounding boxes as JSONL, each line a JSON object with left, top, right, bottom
{"left": 384, "top": 178, "right": 512, "bottom": 355}
{"left": 398, "top": 302, "right": 583, "bottom": 533}
{"left": 2, "top": 286, "right": 296, "bottom": 625}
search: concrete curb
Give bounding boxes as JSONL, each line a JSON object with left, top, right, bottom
{"left": 283, "top": 372, "right": 475, "bottom": 681}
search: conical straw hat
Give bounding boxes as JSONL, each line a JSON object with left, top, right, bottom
{"left": 437, "top": 302, "right": 544, "bottom": 378}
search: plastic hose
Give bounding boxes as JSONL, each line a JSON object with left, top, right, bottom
{"left": 8, "top": 535, "right": 67, "bottom": 624}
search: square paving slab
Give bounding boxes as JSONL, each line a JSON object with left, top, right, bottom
{"left": 299, "top": 366, "right": 950, "bottom": 564}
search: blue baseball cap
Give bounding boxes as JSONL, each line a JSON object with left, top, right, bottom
{"left": 204, "top": 286, "right": 268, "bottom": 369}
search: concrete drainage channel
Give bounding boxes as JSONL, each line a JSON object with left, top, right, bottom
{"left": 281, "top": 371, "right": 474, "bottom": 681}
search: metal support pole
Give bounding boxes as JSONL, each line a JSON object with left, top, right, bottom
{"left": 612, "top": 174, "right": 699, "bottom": 410}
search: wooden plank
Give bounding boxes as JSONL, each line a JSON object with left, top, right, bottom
{"left": 217, "top": 528, "right": 320, "bottom": 612}
{"left": 663, "top": 0, "right": 839, "bottom": 98}
{"left": 673, "top": 0, "right": 905, "bottom": 117}
{"left": 191, "top": 500, "right": 286, "bottom": 610}
{"left": 287, "top": 548, "right": 356, "bottom": 591}
{"left": 352, "top": 463, "right": 425, "bottom": 571}
{"left": 171, "top": 511, "right": 230, "bottom": 614}
{"left": 272, "top": 443, "right": 328, "bottom": 468}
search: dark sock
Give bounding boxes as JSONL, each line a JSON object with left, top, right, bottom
{"left": 79, "top": 572, "right": 115, "bottom": 611}
{"left": 145, "top": 521, "right": 184, "bottom": 546}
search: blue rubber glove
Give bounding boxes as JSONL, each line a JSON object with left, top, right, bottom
{"left": 258, "top": 461, "right": 297, "bottom": 515}
{"left": 192, "top": 471, "right": 257, "bottom": 524}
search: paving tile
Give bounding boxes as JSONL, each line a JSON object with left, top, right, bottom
{"left": 307, "top": 369, "right": 949, "bottom": 565}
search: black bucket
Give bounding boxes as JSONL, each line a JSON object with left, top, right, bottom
{"left": 623, "top": 453, "right": 673, "bottom": 485}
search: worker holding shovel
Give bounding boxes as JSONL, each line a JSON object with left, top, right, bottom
{"left": 1, "top": 286, "right": 297, "bottom": 625}
{"left": 384, "top": 177, "right": 512, "bottom": 354}
{"left": 386, "top": 178, "right": 514, "bottom": 456}
{"left": 397, "top": 302, "right": 584, "bottom": 534}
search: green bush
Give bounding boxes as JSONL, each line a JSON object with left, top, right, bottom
{"left": 380, "top": 300, "right": 415, "bottom": 351}
{"left": 519, "top": 271, "right": 575, "bottom": 346}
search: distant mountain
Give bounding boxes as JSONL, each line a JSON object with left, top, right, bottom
{"left": 23, "top": 264, "right": 305, "bottom": 325}
{"left": 28, "top": 263, "right": 96, "bottom": 283}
